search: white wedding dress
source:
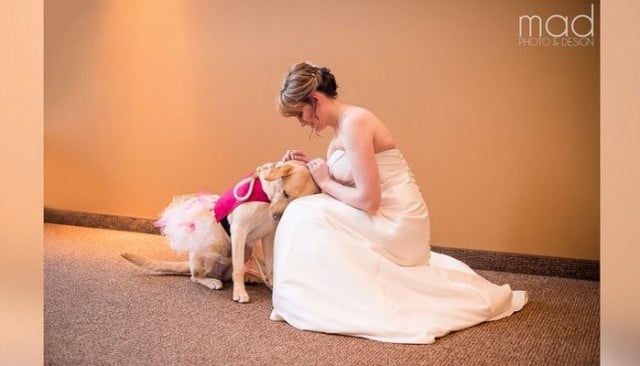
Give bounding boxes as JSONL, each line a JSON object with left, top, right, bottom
{"left": 270, "top": 149, "right": 527, "bottom": 344}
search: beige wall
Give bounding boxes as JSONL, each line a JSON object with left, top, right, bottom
{"left": 45, "top": 0, "right": 599, "bottom": 260}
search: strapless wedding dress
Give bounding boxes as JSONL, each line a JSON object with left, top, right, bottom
{"left": 270, "top": 149, "right": 527, "bottom": 344}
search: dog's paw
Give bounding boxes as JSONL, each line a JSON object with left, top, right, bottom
{"left": 191, "top": 276, "right": 224, "bottom": 290}
{"left": 233, "top": 288, "right": 250, "bottom": 303}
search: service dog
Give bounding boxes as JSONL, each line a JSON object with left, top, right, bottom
{"left": 121, "top": 160, "right": 319, "bottom": 303}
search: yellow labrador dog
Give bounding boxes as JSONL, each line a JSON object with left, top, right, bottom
{"left": 122, "top": 160, "right": 319, "bottom": 303}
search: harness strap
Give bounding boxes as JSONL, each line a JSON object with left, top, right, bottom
{"left": 220, "top": 216, "right": 231, "bottom": 237}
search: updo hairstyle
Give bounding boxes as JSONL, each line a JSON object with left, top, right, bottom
{"left": 278, "top": 62, "right": 338, "bottom": 117}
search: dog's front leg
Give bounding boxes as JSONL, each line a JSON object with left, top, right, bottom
{"left": 261, "top": 230, "right": 275, "bottom": 289}
{"left": 230, "top": 227, "right": 250, "bottom": 303}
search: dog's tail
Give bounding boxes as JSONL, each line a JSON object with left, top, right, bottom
{"left": 121, "top": 253, "right": 191, "bottom": 275}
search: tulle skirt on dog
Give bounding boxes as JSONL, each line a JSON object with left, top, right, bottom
{"left": 154, "top": 194, "right": 226, "bottom": 255}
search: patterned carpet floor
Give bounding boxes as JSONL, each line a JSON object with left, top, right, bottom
{"left": 44, "top": 224, "right": 599, "bottom": 365}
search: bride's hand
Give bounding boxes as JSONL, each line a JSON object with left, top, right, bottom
{"left": 281, "top": 149, "right": 310, "bottom": 163}
{"left": 306, "top": 158, "right": 331, "bottom": 188}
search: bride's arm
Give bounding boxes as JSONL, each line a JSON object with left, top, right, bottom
{"left": 309, "top": 117, "right": 381, "bottom": 214}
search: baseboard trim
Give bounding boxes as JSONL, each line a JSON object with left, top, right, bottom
{"left": 430, "top": 246, "right": 598, "bottom": 281}
{"left": 44, "top": 208, "right": 160, "bottom": 235}
{"left": 44, "top": 208, "right": 599, "bottom": 281}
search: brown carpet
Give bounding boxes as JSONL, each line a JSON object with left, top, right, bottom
{"left": 44, "top": 224, "right": 599, "bottom": 365}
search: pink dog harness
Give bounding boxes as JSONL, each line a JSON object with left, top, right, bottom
{"left": 213, "top": 172, "right": 270, "bottom": 235}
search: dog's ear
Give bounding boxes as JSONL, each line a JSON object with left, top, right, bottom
{"left": 264, "top": 164, "right": 294, "bottom": 181}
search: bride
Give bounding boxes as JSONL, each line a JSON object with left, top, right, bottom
{"left": 271, "top": 62, "right": 527, "bottom": 344}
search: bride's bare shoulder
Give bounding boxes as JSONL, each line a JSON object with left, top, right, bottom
{"left": 342, "top": 105, "right": 395, "bottom": 151}
{"left": 345, "top": 105, "right": 378, "bottom": 120}
{"left": 341, "top": 106, "right": 381, "bottom": 130}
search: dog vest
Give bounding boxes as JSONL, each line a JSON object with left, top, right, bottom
{"left": 213, "top": 172, "right": 270, "bottom": 236}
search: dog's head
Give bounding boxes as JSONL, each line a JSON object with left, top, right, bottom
{"left": 259, "top": 160, "right": 320, "bottom": 221}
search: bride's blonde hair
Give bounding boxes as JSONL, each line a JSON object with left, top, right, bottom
{"left": 277, "top": 62, "right": 338, "bottom": 117}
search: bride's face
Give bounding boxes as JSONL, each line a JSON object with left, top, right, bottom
{"left": 296, "top": 100, "right": 326, "bottom": 132}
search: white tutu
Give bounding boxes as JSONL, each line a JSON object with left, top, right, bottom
{"left": 154, "top": 193, "right": 225, "bottom": 255}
